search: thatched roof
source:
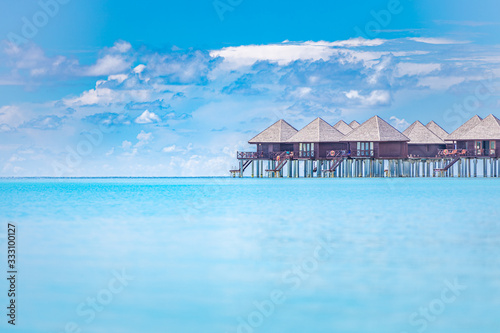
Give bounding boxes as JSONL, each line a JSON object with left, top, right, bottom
{"left": 349, "top": 120, "right": 360, "bottom": 129}
{"left": 341, "top": 116, "right": 410, "bottom": 142}
{"left": 287, "top": 118, "right": 344, "bottom": 143}
{"left": 248, "top": 119, "right": 298, "bottom": 143}
{"left": 446, "top": 115, "right": 482, "bottom": 141}
{"left": 425, "top": 121, "right": 449, "bottom": 140}
{"left": 333, "top": 120, "right": 353, "bottom": 135}
{"left": 403, "top": 121, "right": 445, "bottom": 144}
{"left": 458, "top": 114, "right": 500, "bottom": 140}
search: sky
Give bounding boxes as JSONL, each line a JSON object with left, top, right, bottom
{"left": 1, "top": 0, "right": 500, "bottom": 176}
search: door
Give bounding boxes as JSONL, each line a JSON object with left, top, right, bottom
{"left": 483, "top": 141, "right": 490, "bottom": 156}
{"left": 475, "top": 141, "right": 482, "bottom": 155}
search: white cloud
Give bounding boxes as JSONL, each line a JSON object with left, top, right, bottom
{"left": 408, "top": 37, "right": 470, "bottom": 45}
{"left": 390, "top": 116, "right": 410, "bottom": 131}
{"left": 345, "top": 90, "right": 391, "bottom": 106}
{"left": 210, "top": 43, "right": 338, "bottom": 68}
{"left": 134, "top": 64, "right": 146, "bottom": 74}
{"left": 0, "top": 105, "right": 31, "bottom": 127}
{"left": 8, "top": 155, "right": 25, "bottom": 162}
{"left": 417, "top": 76, "right": 466, "bottom": 90}
{"left": 162, "top": 145, "right": 176, "bottom": 153}
{"left": 121, "top": 140, "right": 132, "bottom": 150}
{"left": 110, "top": 41, "right": 132, "bottom": 53}
{"left": 0, "top": 123, "right": 15, "bottom": 132}
{"left": 108, "top": 74, "right": 128, "bottom": 83}
{"left": 135, "top": 110, "right": 161, "bottom": 124}
{"left": 85, "top": 54, "right": 131, "bottom": 76}
{"left": 306, "top": 38, "right": 386, "bottom": 47}
{"left": 64, "top": 75, "right": 153, "bottom": 106}
{"left": 210, "top": 39, "right": 428, "bottom": 71}
{"left": 395, "top": 63, "right": 441, "bottom": 77}
{"left": 135, "top": 130, "right": 152, "bottom": 147}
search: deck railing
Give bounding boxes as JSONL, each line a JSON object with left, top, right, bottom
{"left": 238, "top": 149, "right": 496, "bottom": 160}
{"left": 237, "top": 151, "right": 271, "bottom": 159}
{"left": 437, "top": 149, "right": 496, "bottom": 157}
{"left": 237, "top": 151, "right": 295, "bottom": 160}
{"left": 326, "top": 150, "right": 349, "bottom": 158}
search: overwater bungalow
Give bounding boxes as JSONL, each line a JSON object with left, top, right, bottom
{"left": 340, "top": 116, "right": 409, "bottom": 159}
{"left": 247, "top": 119, "right": 297, "bottom": 158}
{"left": 286, "top": 118, "right": 346, "bottom": 159}
{"left": 446, "top": 115, "right": 483, "bottom": 149}
{"left": 425, "top": 121, "right": 449, "bottom": 140}
{"left": 232, "top": 114, "right": 500, "bottom": 178}
{"left": 454, "top": 114, "right": 500, "bottom": 157}
{"left": 403, "top": 121, "right": 446, "bottom": 157}
{"left": 333, "top": 120, "right": 353, "bottom": 135}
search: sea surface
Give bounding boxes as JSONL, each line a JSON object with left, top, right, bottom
{"left": 1, "top": 178, "right": 499, "bottom": 333}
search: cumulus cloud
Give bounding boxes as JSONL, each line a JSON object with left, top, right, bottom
{"left": 135, "top": 130, "right": 152, "bottom": 147}
{"left": 162, "top": 145, "right": 176, "bottom": 153}
{"left": 143, "top": 49, "right": 213, "bottom": 84}
{"left": 211, "top": 42, "right": 338, "bottom": 68}
{"left": 83, "top": 41, "right": 133, "bottom": 76}
{"left": 0, "top": 123, "right": 15, "bottom": 132}
{"left": 395, "top": 63, "right": 441, "bottom": 77}
{"left": 121, "top": 140, "right": 132, "bottom": 150}
{"left": 135, "top": 110, "right": 161, "bottom": 124}
{"left": 21, "top": 115, "right": 64, "bottom": 130}
{"left": 83, "top": 112, "right": 132, "bottom": 126}
{"left": 85, "top": 54, "right": 132, "bottom": 76}
{"left": 345, "top": 90, "right": 391, "bottom": 106}
{"left": 134, "top": 64, "right": 146, "bottom": 74}
{"left": 390, "top": 116, "right": 410, "bottom": 131}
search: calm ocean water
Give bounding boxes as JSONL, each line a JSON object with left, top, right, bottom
{"left": 1, "top": 178, "right": 499, "bottom": 333}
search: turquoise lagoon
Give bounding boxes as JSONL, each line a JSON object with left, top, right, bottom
{"left": 0, "top": 178, "right": 499, "bottom": 333}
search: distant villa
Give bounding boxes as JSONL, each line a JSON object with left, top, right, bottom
{"left": 231, "top": 114, "right": 500, "bottom": 178}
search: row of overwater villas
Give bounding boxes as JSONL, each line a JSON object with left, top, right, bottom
{"left": 232, "top": 114, "right": 500, "bottom": 177}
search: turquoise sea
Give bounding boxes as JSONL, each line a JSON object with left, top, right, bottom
{"left": 1, "top": 178, "right": 499, "bottom": 333}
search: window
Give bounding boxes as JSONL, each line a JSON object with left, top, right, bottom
{"left": 491, "top": 141, "right": 496, "bottom": 149}
{"left": 475, "top": 141, "right": 482, "bottom": 155}
{"left": 299, "top": 143, "right": 314, "bottom": 157}
{"left": 356, "top": 142, "right": 374, "bottom": 156}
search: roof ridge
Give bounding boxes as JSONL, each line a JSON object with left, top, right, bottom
{"left": 375, "top": 116, "right": 381, "bottom": 141}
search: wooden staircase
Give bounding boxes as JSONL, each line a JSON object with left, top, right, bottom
{"left": 434, "top": 156, "right": 461, "bottom": 174}
{"left": 322, "top": 157, "right": 344, "bottom": 176}
{"left": 230, "top": 160, "right": 253, "bottom": 177}
{"left": 265, "top": 152, "right": 290, "bottom": 176}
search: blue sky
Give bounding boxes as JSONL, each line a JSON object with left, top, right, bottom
{"left": 1, "top": 0, "right": 500, "bottom": 176}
